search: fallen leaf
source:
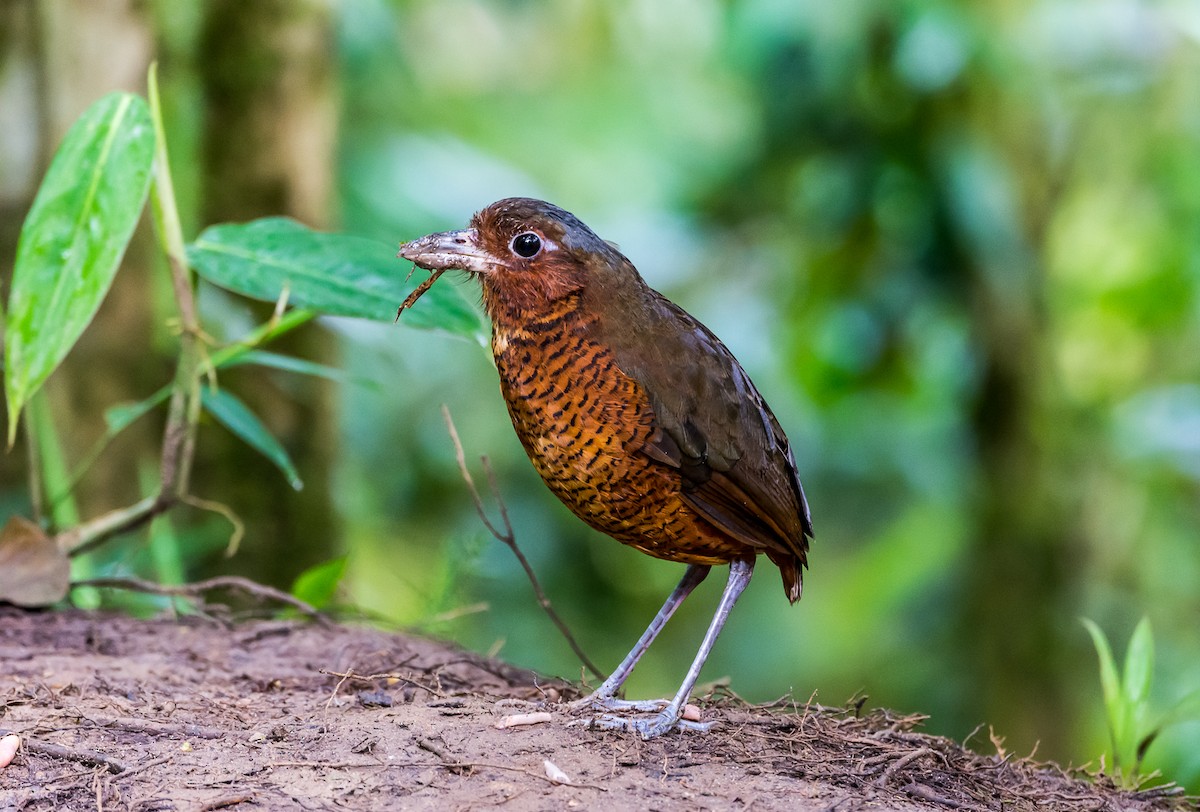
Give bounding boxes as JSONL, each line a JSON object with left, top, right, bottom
{"left": 0, "top": 516, "right": 70, "bottom": 606}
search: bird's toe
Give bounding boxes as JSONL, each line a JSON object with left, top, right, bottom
{"left": 567, "top": 695, "right": 670, "bottom": 715}
{"left": 574, "top": 707, "right": 713, "bottom": 738}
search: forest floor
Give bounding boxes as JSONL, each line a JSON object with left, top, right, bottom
{"left": 0, "top": 607, "right": 1193, "bottom": 812}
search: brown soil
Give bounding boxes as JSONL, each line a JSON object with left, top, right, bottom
{"left": 0, "top": 607, "right": 1192, "bottom": 811}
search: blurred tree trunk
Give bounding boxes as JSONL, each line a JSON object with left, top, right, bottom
{"left": 962, "top": 275, "right": 1072, "bottom": 753}
{"left": 952, "top": 150, "right": 1076, "bottom": 756}
{"left": 193, "top": 0, "right": 340, "bottom": 585}
{"left": 0, "top": 0, "right": 39, "bottom": 511}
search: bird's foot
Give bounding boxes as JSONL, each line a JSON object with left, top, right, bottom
{"left": 566, "top": 698, "right": 714, "bottom": 739}
{"left": 566, "top": 694, "right": 670, "bottom": 715}
{"left": 574, "top": 705, "right": 714, "bottom": 739}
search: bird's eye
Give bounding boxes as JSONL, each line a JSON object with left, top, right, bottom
{"left": 511, "top": 232, "right": 542, "bottom": 258}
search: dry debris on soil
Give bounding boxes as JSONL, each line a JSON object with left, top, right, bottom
{"left": 0, "top": 607, "right": 1193, "bottom": 811}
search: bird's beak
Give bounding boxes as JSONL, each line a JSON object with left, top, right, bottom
{"left": 397, "top": 228, "right": 504, "bottom": 274}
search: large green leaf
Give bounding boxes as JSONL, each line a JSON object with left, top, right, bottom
{"left": 4, "top": 93, "right": 156, "bottom": 444}
{"left": 187, "top": 218, "right": 485, "bottom": 337}
{"left": 200, "top": 387, "right": 303, "bottom": 491}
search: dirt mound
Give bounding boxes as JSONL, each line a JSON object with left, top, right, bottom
{"left": 0, "top": 608, "right": 1191, "bottom": 811}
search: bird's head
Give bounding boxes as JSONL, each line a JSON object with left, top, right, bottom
{"left": 398, "top": 198, "right": 637, "bottom": 316}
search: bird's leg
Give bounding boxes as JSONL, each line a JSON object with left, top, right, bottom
{"left": 569, "top": 564, "right": 710, "bottom": 714}
{"left": 591, "top": 557, "right": 755, "bottom": 738}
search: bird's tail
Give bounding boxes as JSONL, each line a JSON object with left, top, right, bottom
{"left": 767, "top": 549, "right": 804, "bottom": 604}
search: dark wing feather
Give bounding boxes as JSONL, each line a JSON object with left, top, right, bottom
{"left": 596, "top": 285, "right": 813, "bottom": 567}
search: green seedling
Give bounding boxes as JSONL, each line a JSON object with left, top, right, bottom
{"left": 1082, "top": 616, "right": 1200, "bottom": 787}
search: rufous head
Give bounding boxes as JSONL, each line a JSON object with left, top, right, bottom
{"left": 398, "top": 198, "right": 637, "bottom": 315}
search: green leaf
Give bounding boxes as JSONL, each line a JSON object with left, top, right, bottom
{"left": 200, "top": 387, "right": 303, "bottom": 491}
{"left": 290, "top": 556, "right": 347, "bottom": 609}
{"left": 1082, "top": 618, "right": 1128, "bottom": 765}
{"left": 4, "top": 92, "right": 156, "bottom": 444}
{"left": 219, "top": 349, "right": 351, "bottom": 382}
{"left": 1122, "top": 616, "right": 1154, "bottom": 711}
{"left": 187, "top": 218, "right": 485, "bottom": 337}
{"left": 1123, "top": 618, "right": 1152, "bottom": 738}
{"left": 105, "top": 386, "right": 172, "bottom": 435}
{"left": 1155, "top": 687, "right": 1200, "bottom": 732}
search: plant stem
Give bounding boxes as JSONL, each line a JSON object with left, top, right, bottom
{"left": 209, "top": 309, "right": 316, "bottom": 369}
{"left": 147, "top": 63, "right": 202, "bottom": 501}
{"left": 29, "top": 391, "right": 79, "bottom": 529}
{"left": 28, "top": 389, "right": 101, "bottom": 604}
{"left": 55, "top": 495, "right": 163, "bottom": 557}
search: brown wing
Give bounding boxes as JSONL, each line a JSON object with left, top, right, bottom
{"left": 598, "top": 287, "right": 813, "bottom": 571}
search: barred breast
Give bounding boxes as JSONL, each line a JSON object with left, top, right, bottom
{"left": 490, "top": 293, "right": 752, "bottom": 564}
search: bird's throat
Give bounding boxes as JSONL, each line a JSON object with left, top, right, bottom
{"left": 478, "top": 265, "right": 585, "bottom": 326}
{"left": 487, "top": 288, "right": 587, "bottom": 359}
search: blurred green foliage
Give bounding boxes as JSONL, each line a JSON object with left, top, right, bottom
{"left": 1, "top": 0, "right": 1197, "bottom": 792}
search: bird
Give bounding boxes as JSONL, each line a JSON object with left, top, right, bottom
{"left": 397, "top": 198, "right": 812, "bottom": 738}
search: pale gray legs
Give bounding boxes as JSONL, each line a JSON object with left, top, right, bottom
{"left": 573, "top": 558, "right": 756, "bottom": 739}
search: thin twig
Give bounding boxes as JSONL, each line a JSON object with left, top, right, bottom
{"left": 55, "top": 494, "right": 172, "bottom": 557}
{"left": 875, "top": 746, "right": 943, "bottom": 786}
{"left": 0, "top": 729, "right": 127, "bottom": 774}
{"left": 441, "top": 404, "right": 604, "bottom": 682}
{"left": 902, "top": 782, "right": 966, "bottom": 808}
{"left": 319, "top": 669, "right": 442, "bottom": 698}
{"left": 181, "top": 493, "right": 245, "bottom": 558}
{"left": 417, "top": 737, "right": 457, "bottom": 766}
{"left": 112, "top": 756, "right": 171, "bottom": 781}
{"left": 87, "top": 717, "right": 224, "bottom": 741}
{"left": 69, "top": 575, "right": 328, "bottom": 625}
{"left": 200, "top": 794, "right": 256, "bottom": 811}
{"left": 321, "top": 666, "right": 441, "bottom": 711}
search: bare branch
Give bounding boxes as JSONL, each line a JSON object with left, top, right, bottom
{"left": 441, "top": 404, "right": 605, "bottom": 682}
{"left": 56, "top": 494, "right": 170, "bottom": 557}
{"left": 71, "top": 575, "right": 328, "bottom": 626}
{"left": 0, "top": 728, "right": 128, "bottom": 774}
